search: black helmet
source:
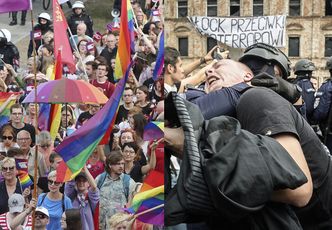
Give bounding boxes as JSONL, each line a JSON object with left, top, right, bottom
{"left": 239, "top": 43, "right": 291, "bottom": 79}
{"left": 294, "top": 59, "right": 315, "bottom": 74}
{"left": 326, "top": 57, "right": 332, "bottom": 70}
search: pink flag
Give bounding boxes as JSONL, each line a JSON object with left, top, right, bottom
{"left": 0, "top": 0, "right": 31, "bottom": 13}
{"left": 52, "top": 0, "right": 75, "bottom": 73}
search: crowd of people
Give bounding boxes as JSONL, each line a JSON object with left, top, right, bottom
{"left": 164, "top": 42, "right": 332, "bottom": 229}
{"left": 0, "top": 0, "right": 164, "bottom": 229}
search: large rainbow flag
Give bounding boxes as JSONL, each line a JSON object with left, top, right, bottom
{"left": 127, "top": 185, "right": 164, "bottom": 225}
{"left": 55, "top": 63, "right": 131, "bottom": 182}
{"left": 0, "top": 92, "right": 19, "bottom": 127}
{"left": 114, "top": 0, "right": 134, "bottom": 80}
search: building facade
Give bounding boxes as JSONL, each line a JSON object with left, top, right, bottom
{"left": 165, "top": 0, "right": 332, "bottom": 81}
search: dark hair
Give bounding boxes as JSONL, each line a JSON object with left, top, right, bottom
{"left": 165, "top": 47, "right": 180, "bottom": 69}
{"left": 133, "top": 113, "right": 147, "bottom": 139}
{"left": 65, "top": 209, "right": 82, "bottom": 230}
{"left": 135, "top": 85, "right": 149, "bottom": 102}
{"left": 7, "top": 147, "right": 23, "bottom": 157}
{"left": 1, "top": 124, "right": 16, "bottom": 142}
{"left": 105, "top": 150, "right": 123, "bottom": 174}
{"left": 42, "top": 44, "right": 54, "bottom": 55}
{"left": 61, "top": 105, "right": 75, "bottom": 126}
{"left": 10, "top": 103, "right": 23, "bottom": 114}
{"left": 97, "top": 63, "right": 109, "bottom": 72}
{"left": 121, "top": 141, "right": 141, "bottom": 162}
{"left": 95, "top": 56, "right": 108, "bottom": 65}
{"left": 49, "top": 151, "right": 61, "bottom": 163}
{"left": 85, "top": 61, "right": 98, "bottom": 70}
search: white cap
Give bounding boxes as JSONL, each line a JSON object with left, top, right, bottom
{"left": 8, "top": 193, "right": 25, "bottom": 213}
{"left": 72, "top": 1, "right": 85, "bottom": 9}
{"left": 0, "top": 29, "right": 11, "bottom": 42}
{"left": 35, "top": 206, "right": 49, "bottom": 217}
{"left": 39, "top": 12, "right": 51, "bottom": 21}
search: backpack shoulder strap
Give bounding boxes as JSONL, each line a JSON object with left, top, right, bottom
{"left": 62, "top": 194, "right": 65, "bottom": 212}
{"left": 122, "top": 174, "right": 130, "bottom": 201}
{"left": 97, "top": 172, "right": 107, "bottom": 190}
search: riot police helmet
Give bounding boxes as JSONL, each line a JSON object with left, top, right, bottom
{"left": 294, "top": 59, "right": 315, "bottom": 74}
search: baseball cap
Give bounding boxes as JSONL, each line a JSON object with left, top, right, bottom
{"left": 8, "top": 193, "right": 25, "bottom": 213}
{"left": 35, "top": 206, "right": 49, "bottom": 217}
{"left": 75, "top": 172, "right": 88, "bottom": 181}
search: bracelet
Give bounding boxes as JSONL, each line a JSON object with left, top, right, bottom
{"left": 200, "top": 57, "right": 206, "bottom": 65}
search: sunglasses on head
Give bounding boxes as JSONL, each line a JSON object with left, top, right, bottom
{"left": 48, "top": 179, "right": 61, "bottom": 186}
{"left": 2, "top": 166, "right": 15, "bottom": 171}
{"left": 35, "top": 213, "right": 48, "bottom": 219}
{"left": 2, "top": 136, "right": 13, "bottom": 140}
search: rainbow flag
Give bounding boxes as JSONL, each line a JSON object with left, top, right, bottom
{"left": 56, "top": 160, "right": 80, "bottom": 182}
{"left": 0, "top": 92, "right": 18, "bottom": 127}
{"left": 15, "top": 159, "right": 33, "bottom": 190}
{"left": 38, "top": 51, "right": 62, "bottom": 140}
{"left": 55, "top": 63, "right": 131, "bottom": 182}
{"left": 140, "top": 170, "right": 164, "bottom": 192}
{"left": 114, "top": 0, "right": 134, "bottom": 80}
{"left": 127, "top": 185, "right": 164, "bottom": 225}
{"left": 143, "top": 121, "right": 164, "bottom": 141}
{"left": 153, "top": 31, "right": 164, "bottom": 80}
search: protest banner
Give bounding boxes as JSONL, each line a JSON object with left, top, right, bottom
{"left": 188, "top": 15, "right": 286, "bottom": 48}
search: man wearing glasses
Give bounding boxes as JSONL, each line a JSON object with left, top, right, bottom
{"left": 5, "top": 104, "right": 36, "bottom": 146}
{"left": 95, "top": 151, "right": 136, "bottom": 230}
{"left": 17, "top": 130, "right": 48, "bottom": 178}
{"left": 115, "top": 87, "right": 135, "bottom": 124}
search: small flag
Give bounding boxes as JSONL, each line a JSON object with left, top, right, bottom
{"left": 0, "top": 0, "right": 32, "bottom": 13}
{"left": 143, "top": 121, "right": 164, "bottom": 141}
{"left": 15, "top": 159, "right": 33, "bottom": 190}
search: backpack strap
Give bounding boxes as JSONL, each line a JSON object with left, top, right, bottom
{"left": 62, "top": 194, "right": 65, "bottom": 212}
{"left": 96, "top": 172, "right": 107, "bottom": 190}
{"left": 122, "top": 174, "right": 130, "bottom": 202}
{"left": 40, "top": 193, "right": 47, "bottom": 205}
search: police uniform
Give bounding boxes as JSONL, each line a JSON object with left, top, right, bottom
{"left": 67, "top": 13, "right": 94, "bottom": 37}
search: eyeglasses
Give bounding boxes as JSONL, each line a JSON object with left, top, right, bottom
{"left": 123, "top": 150, "right": 135, "bottom": 154}
{"left": 2, "top": 166, "right": 15, "bottom": 172}
{"left": 17, "top": 138, "right": 30, "bottom": 142}
{"left": 48, "top": 179, "right": 61, "bottom": 186}
{"left": 11, "top": 113, "right": 22, "bottom": 116}
{"left": 2, "top": 136, "right": 13, "bottom": 140}
{"left": 35, "top": 213, "right": 48, "bottom": 219}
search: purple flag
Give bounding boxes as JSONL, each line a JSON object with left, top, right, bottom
{"left": 0, "top": 0, "right": 32, "bottom": 13}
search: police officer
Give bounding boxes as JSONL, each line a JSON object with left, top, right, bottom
{"left": 311, "top": 57, "right": 332, "bottom": 152}
{"left": 0, "top": 29, "right": 20, "bottom": 71}
{"left": 27, "top": 13, "right": 53, "bottom": 58}
{"left": 293, "top": 59, "right": 316, "bottom": 119}
{"left": 67, "top": 1, "right": 94, "bottom": 37}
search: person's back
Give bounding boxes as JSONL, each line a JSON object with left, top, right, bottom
{"left": 237, "top": 87, "right": 332, "bottom": 229}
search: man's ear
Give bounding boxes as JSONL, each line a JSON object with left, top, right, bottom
{"left": 244, "top": 72, "right": 254, "bottom": 82}
{"left": 166, "top": 63, "right": 173, "bottom": 74}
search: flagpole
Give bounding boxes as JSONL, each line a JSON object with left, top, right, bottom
{"left": 29, "top": 6, "right": 39, "bottom": 230}
{"left": 134, "top": 204, "right": 164, "bottom": 218}
{"left": 66, "top": 27, "right": 89, "bottom": 82}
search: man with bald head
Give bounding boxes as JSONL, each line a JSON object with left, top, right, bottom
{"left": 17, "top": 130, "right": 48, "bottom": 178}
{"left": 186, "top": 59, "right": 254, "bottom": 119}
{"left": 69, "top": 22, "right": 93, "bottom": 50}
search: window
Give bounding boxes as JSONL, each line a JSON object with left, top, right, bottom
{"left": 288, "top": 37, "right": 300, "bottom": 57}
{"left": 178, "top": 0, "right": 188, "bottom": 17}
{"left": 207, "top": 37, "right": 217, "bottom": 52}
{"left": 289, "top": 0, "right": 301, "bottom": 16}
{"left": 207, "top": 0, "right": 218, "bottom": 16}
{"left": 325, "top": 37, "right": 332, "bottom": 57}
{"left": 253, "top": 0, "right": 263, "bottom": 16}
{"left": 326, "top": 0, "right": 332, "bottom": 15}
{"left": 178, "top": 37, "right": 188, "bottom": 56}
{"left": 230, "top": 0, "right": 240, "bottom": 16}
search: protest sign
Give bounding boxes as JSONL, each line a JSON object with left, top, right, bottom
{"left": 188, "top": 15, "right": 286, "bottom": 48}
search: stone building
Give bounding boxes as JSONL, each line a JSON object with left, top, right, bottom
{"left": 164, "top": 0, "right": 332, "bottom": 82}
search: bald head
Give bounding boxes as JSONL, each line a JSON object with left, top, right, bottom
{"left": 77, "top": 23, "right": 87, "bottom": 36}
{"left": 205, "top": 59, "right": 253, "bottom": 93}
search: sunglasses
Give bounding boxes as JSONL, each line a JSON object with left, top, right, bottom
{"left": 2, "top": 166, "right": 15, "bottom": 171}
{"left": 48, "top": 179, "right": 61, "bottom": 186}
{"left": 35, "top": 213, "right": 48, "bottom": 219}
{"left": 2, "top": 136, "right": 13, "bottom": 140}
{"left": 40, "top": 144, "right": 50, "bottom": 148}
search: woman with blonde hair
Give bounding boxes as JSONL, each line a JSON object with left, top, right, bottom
{"left": 109, "top": 212, "right": 135, "bottom": 230}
